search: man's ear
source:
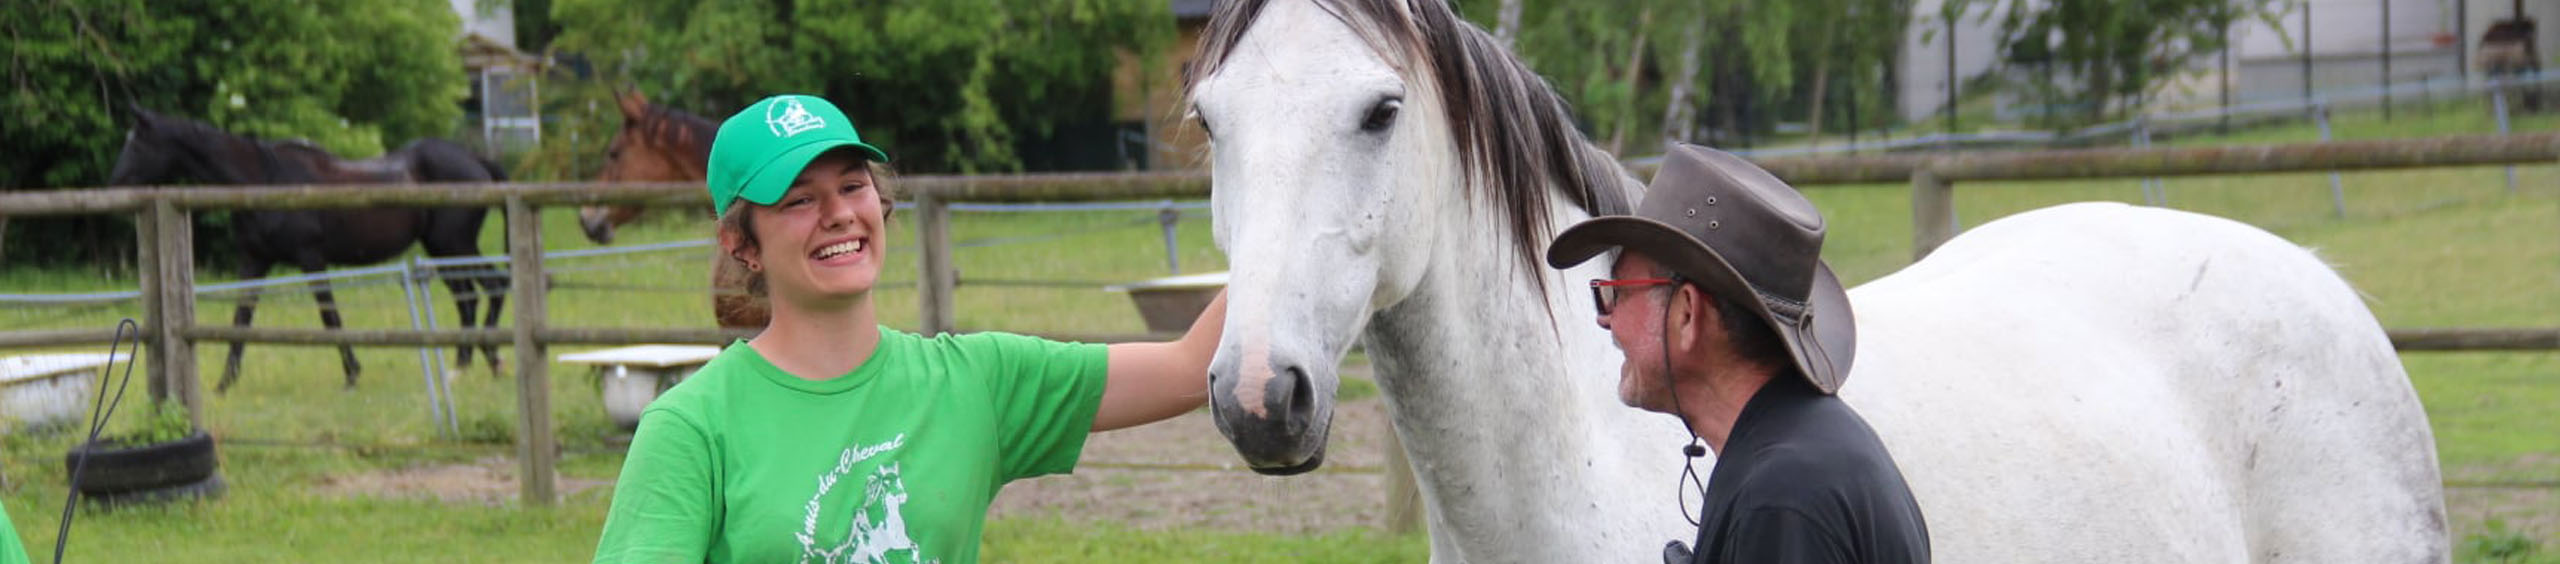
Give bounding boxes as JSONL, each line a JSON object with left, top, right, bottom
{"left": 1672, "top": 284, "right": 1712, "bottom": 353}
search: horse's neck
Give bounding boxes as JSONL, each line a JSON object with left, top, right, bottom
{"left": 1361, "top": 173, "right": 1687, "bottom": 554}
{"left": 177, "top": 132, "right": 279, "bottom": 184}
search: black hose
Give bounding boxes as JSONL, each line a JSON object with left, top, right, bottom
{"left": 55, "top": 318, "right": 141, "bottom": 564}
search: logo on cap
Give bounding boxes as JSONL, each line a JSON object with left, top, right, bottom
{"left": 765, "top": 97, "right": 826, "bottom": 138}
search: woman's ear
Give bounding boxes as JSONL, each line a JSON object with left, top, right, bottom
{"left": 717, "top": 223, "right": 754, "bottom": 263}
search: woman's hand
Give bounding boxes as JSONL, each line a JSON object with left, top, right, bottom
{"left": 1095, "top": 290, "right": 1227, "bottom": 431}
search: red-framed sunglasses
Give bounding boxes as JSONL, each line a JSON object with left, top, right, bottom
{"left": 1590, "top": 276, "right": 1682, "bottom": 317}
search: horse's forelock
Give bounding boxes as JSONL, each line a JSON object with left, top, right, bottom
{"left": 1191, "top": 0, "right": 1630, "bottom": 298}
{"left": 644, "top": 106, "right": 718, "bottom": 156}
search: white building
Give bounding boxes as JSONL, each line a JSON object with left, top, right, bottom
{"left": 450, "top": 0, "right": 542, "bottom": 154}
{"left": 1898, "top": 0, "right": 2558, "bottom": 122}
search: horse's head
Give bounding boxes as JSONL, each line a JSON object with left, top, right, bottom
{"left": 1189, "top": 0, "right": 1634, "bottom": 475}
{"left": 109, "top": 105, "right": 188, "bottom": 186}
{"left": 581, "top": 89, "right": 712, "bottom": 244}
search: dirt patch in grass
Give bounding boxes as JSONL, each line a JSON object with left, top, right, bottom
{"left": 316, "top": 456, "right": 612, "bottom": 505}
{"left": 991, "top": 366, "right": 1403, "bottom": 535}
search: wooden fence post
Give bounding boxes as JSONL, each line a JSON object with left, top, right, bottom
{"left": 1383, "top": 427, "right": 1424, "bottom": 534}
{"left": 1910, "top": 170, "right": 1957, "bottom": 261}
{"left": 917, "top": 195, "right": 957, "bottom": 336}
{"left": 506, "top": 196, "right": 558, "bottom": 506}
{"left": 137, "top": 204, "right": 165, "bottom": 403}
{"left": 154, "top": 200, "right": 202, "bottom": 427}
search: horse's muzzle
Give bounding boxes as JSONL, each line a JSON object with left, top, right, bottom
{"left": 1208, "top": 358, "right": 1337, "bottom": 475}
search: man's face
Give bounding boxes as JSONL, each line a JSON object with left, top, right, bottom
{"left": 1600, "top": 252, "right": 1682, "bottom": 414}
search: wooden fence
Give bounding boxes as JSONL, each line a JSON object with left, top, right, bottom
{"left": 1, "top": 132, "right": 2555, "bottom": 507}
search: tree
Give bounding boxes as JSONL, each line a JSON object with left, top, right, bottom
{"left": 0, "top": 0, "right": 467, "bottom": 190}
{"left": 1454, "top": 0, "right": 1903, "bottom": 156}
{"left": 1, "top": 0, "right": 469, "bottom": 265}
{"left": 1977, "top": 0, "right": 2282, "bottom": 125}
{"left": 545, "top": 0, "right": 1174, "bottom": 174}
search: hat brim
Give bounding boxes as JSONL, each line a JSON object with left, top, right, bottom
{"left": 732, "top": 140, "right": 893, "bottom": 210}
{"left": 1546, "top": 216, "right": 1857, "bottom": 393}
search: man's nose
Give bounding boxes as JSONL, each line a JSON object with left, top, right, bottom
{"left": 1596, "top": 309, "right": 1613, "bottom": 331}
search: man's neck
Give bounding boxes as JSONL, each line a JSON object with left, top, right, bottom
{"left": 1675, "top": 363, "right": 1774, "bottom": 454}
{"left": 749, "top": 293, "right": 882, "bottom": 380}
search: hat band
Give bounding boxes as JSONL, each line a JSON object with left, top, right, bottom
{"left": 1751, "top": 284, "right": 1807, "bottom": 322}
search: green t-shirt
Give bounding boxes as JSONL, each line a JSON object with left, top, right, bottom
{"left": 592, "top": 327, "right": 1109, "bottom": 564}
{"left": 1, "top": 499, "right": 28, "bottom": 564}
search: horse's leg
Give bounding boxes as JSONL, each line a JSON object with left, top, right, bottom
{"left": 215, "top": 259, "right": 274, "bottom": 394}
{"left": 421, "top": 206, "right": 506, "bottom": 375}
{"left": 478, "top": 264, "right": 509, "bottom": 375}
{"left": 441, "top": 268, "right": 481, "bottom": 371}
{"left": 299, "top": 256, "right": 361, "bottom": 388}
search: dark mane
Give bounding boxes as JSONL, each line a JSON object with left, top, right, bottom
{"left": 1185, "top": 0, "right": 1636, "bottom": 292}
{"left": 642, "top": 105, "right": 718, "bottom": 158}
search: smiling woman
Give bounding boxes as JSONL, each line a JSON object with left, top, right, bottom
{"left": 589, "top": 94, "right": 1231, "bottom": 564}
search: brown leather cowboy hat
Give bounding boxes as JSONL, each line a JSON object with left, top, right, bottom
{"left": 1546, "top": 144, "right": 1856, "bottom": 394}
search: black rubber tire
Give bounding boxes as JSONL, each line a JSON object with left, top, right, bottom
{"left": 85, "top": 474, "right": 225, "bottom": 508}
{"left": 63, "top": 431, "right": 218, "bottom": 495}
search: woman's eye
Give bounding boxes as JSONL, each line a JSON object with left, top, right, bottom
{"left": 842, "top": 182, "right": 865, "bottom": 194}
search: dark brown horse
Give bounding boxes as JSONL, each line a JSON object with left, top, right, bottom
{"left": 577, "top": 91, "right": 768, "bottom": 328}
{"left": 107, "top": 107, "right": 510, "bottom": 392}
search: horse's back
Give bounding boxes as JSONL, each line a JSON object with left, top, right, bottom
{"left": 1843, "top": 202, "right": 2445, "bottom": 562}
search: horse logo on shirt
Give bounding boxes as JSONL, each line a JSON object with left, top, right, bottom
{"left": 798, "top": 437, "right": 927, "bottom": 564}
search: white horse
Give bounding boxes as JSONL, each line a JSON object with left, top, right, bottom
{"left": 1184, "top": 1, "right": 2450, "bottom": 562}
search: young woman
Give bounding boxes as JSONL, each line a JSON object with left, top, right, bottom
{"left": 591, "top": 94, "right": 1224, "bottom": 563}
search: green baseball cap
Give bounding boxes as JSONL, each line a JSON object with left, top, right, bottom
{"left": 707, "top": 94, "right": 892, "bottom": 217}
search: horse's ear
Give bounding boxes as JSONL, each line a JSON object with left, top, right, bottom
{"left": 616, "top": 87, "right": 649, "bottom": 120}
{"left": 127, "top": 102, "right": 155, "bottom": 129}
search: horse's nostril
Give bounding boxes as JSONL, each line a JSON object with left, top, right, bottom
{"left": 1281, "top": 365, "right": 1316, "bottom": 424}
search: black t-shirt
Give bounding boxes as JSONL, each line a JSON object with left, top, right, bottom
{"left": 1681, "top": 376, "right": 1931, "bottom": 564}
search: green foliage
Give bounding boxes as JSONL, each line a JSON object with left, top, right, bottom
{"left": 112, "top": 399, "right": 196, "bottom": 447}
{"left": 2460, "top": 520, "right": 2547, "bottom": 563}
{"left": 1972, "top": 0, "right": 2283, "bottom": 127}
{"left": 0, "top": 0, "right": 469, "bottom": 190}
{"left": 458, "top": 412, "right": 516, "bottom": 445}
{"left": 1449, "top": 0, "right": 1906, "bottom": 153}
{"left": 546, "top": 0, "right": 1174, "bottom": 174}
{"left": 0, "top": 0, "right": 472, "bottom": 269}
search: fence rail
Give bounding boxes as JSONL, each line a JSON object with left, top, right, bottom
{"left": 3, "top": 131, "right": 2554, "bottom": 506}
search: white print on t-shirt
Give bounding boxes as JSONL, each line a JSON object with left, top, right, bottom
{"left": 796, "top": 434, "right": 933, "bottom": 564}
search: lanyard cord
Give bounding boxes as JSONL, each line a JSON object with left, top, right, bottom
{"left": 1658, "top": 284, "right": 1712, "bottom": 528}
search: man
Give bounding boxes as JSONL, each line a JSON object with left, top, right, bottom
{"left": 1546, "top": 144, "right": 1929, "bottom": 563}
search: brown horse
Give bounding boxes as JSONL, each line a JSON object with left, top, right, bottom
{"left": 578, "top": 90, "right": 712, "bottom": 244}
{"left": 579, "top": 90, "right": 766, "bottom": 328}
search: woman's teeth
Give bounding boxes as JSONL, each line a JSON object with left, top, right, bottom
{"left": 815, "top": 239, "right": 865, "bottom": 259}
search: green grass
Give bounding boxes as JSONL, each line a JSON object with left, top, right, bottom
{"left": 6, "top": 106, "right": 2557, "bottom": 561}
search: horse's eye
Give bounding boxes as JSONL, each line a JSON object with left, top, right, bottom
{"left": 1360, "top": 98, "right": 1401, "bottom": 133}
{"left": 1189, "top": 106, "right": 1214, "bottom": 140}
